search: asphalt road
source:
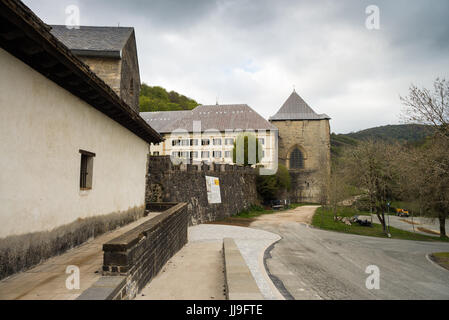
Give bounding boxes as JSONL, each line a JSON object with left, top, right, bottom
{"left": 250, "top": 206, "right": 449, "bottom": 300}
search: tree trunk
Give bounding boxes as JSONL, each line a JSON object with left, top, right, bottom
{"left": 376, "top": 211, "right": 387, "bottom": 234}
{"left": 439, "top": 213, "right": 447, "bottom": 238}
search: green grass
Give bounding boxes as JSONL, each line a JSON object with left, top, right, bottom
{"left": 312, "top": 206, "right": 449, "bottom": 242}
{"left": 430, "top": 252, "right": 449, "bottom": 270}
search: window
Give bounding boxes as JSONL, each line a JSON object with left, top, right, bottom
{"left": 79, "top": 150, "right": 95, "bottom": 190}
{"left": 190, "top": 151, "right": 198, "bottom": 158}
{"left": 213, "top": 151, "right": 222, "bottom": 158}
{"left": 225, "top": 151, "right": 232, "bottom": 158}
{"left": 213, "top": 138, "right": 222, "bottom": 145}
{"left": 172, "top": 139, "right": 181, "bottom": 146}
{"left": 201, "top": 139, "right": 210, "bottom": 146}
{"left": 153, "top": 151, "right": 160, "bottom": 156}
{"left": 225, "top": 138, "right": 234, "bottom": 145}
{"left": 258, "top": 138, "right": 265, "bottom": 145}
{"left": 201, "top": 151, "right": 210, "bottom": 158}
{"left": 190, "top": 139, "right": 198, "bottom": 146}
{"left": 181, "top": 139, "right": 189, "bottom": 146}
{"left": 289, "top": 148, "right": 304, "bottom": 169}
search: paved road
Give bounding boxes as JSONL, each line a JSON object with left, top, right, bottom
{"left": 250, "top": 206, "right": 449, "bottom": 300}
{"left": 359, "top": 214, "right": 448, "bottom": 237}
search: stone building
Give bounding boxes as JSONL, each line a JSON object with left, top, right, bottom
{"left": 50, "top": 25, "right": 141, "bottom": 113}
{"left": 269, "top": 91, "right": 331, "bottom": 203}
{"left": 141, "top": 104, "right": 278, "bottom": 171}
{"left": 0, "top": 0, "right": 161, "bottom": 277}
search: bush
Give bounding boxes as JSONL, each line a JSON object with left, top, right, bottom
{"left": 256, "top": 164, "right": 291, "bottom": 201}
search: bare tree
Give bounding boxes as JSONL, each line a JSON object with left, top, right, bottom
{"left": 400, "top": 78, "right": 449, "bottom": 238}
{"left": 401, "top": 78, "right": 449, "bottom": 140}
{"left": 396, "top": 136, "right": 449, "bottom": 238}
{"left": 341, "top": 140, "right": 400, "bottom": 233}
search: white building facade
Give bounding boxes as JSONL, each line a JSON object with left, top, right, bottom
{"left": 141, "top": 104, "right": 278, "bottom": 170}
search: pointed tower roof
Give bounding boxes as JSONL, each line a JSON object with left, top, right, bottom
{"left": 269, "top": 91, "right": 330, "bottom": 121}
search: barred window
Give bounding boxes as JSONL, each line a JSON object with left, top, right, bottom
{"left": 289, "top": 148, "right": 304, "bottom": 169}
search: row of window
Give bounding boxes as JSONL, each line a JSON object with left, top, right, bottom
{"left": 171, "top": 150, "right": 265, "bottom": 159}
{"left": 172, "top": 151, "right": 231, "bottom": 159}
{"left": 171, "top": 138, "right": 265, "bottom": 146}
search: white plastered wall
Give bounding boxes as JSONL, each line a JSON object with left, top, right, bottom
{"left": 0, "top": 48, "right": 149, "bottom": 238}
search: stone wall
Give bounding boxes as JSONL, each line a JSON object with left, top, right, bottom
{"left": 270, "top": 119, "right": 330, "bottom": 203}
{"left": 100, "top": 202, "right": 188, "bottom": 299}
{"left": 120, "top": 30, "right": 141, "bottom": 113}
{"left": 146, "top": 156, "right": 259, "bottom": 225}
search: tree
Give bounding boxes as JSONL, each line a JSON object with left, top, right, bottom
{"left": 232, "top": 133, "right": 261, "bottom": 167}
{"left": 400, "top": 78, "right": 449, "bottom": 238}
{"left": 341, "top": 140, "right": 400, "bottom": 233}
{"left": 397, "top": 136, "right": 449, "bottom": 238}
{"left": 256, "top": 164, "right": 291, "bottom": 201}
{"left": 401, "top": 78, "right": 449, "bottom": 140}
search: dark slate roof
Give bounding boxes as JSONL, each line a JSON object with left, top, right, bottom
{"left": 270, "top": 91, "right": 330, "bottom": 121}
{"left": 0, "top": 0, "right": 162, "bottom": 144}
{"left": 50, "top": 25, "right": 133, "bottom": 58}
{"left": 141, "top": 104, "right": 278, "bottom": 134}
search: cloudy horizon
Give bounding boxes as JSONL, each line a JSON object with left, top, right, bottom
{"left": 24, "top": 0, "right": 449, "bottom": 134}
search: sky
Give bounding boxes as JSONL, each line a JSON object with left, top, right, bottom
{"left": 24, "top": 0, "right": 449, "bottom": 133}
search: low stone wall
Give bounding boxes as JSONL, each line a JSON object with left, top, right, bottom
{"left": 146, "top": 156, "right": 259, "bottom": 225}
{"left": 223, "top": 238, "right": 263, "bottom": 300}
{"left": 90, "top": 202, "right": 188, "bottom": 300}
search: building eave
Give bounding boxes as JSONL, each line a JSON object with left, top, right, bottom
{"left": 0, "top": 0, "right": 162, "bottom": 144}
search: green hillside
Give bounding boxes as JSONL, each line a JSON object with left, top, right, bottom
{"left": 331, "top": 124, "right": 434, "bottom": 157}
{"left": 139, "top": 84, "right": 199, "bottom": 112}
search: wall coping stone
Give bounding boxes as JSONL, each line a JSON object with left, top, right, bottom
{"left": 223, "top": 238, "right": 264, "bottom": 300}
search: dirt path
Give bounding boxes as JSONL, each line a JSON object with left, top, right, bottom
{"left": 251, "top": 205, "right": 319, "bottom": 226}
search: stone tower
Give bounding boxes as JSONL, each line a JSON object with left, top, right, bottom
{"left": 269, "top": 91, "right": 331, "bottom": 203}
{"left": 50, "top": 25, "right": 141, "bottom": 113}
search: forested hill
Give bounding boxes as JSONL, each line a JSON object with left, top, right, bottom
{"left": 139, "top": 84, "right": 199, "bottom": 112}
{"left": 331, "top": 124, "right": 434, "bottom": 157}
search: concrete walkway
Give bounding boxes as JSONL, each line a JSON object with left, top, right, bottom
{"left": 136, "top": 224, "right": 283, "bottom": 300}
{"left": 0, "top": 213, "right": 159, "bottom": 300}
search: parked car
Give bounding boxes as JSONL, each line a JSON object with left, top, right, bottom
{"left": 396, "top": 208, "right": 410, "bottom": 217}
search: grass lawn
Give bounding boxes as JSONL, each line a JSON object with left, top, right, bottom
{"left": 312, "top": 206, "right": 449, "bottom": 242}
{"left": 430, "top": 252, "right": 449, "bottom": 270}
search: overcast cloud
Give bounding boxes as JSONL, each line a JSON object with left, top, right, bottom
{"left": 24, "top": 0, "right": 449, "bottom": 133}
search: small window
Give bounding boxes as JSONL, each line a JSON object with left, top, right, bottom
{"left": 225, "top": 151, "right": 232, "bottom": 158}
{"left": 225, "top": 138, "right": 234, "bottom": 145}
{"left": 79, "top": 150, "right": 95, "bottom": 190}
{"left": 201, "top": 151, "right": 210, "bottom": 158}
{"left": 201, "top": 139, "right": 210, "bottom": 146}
{"left": 213, "top": 151, "right": 222, "bottom": 158}
{"left": 258, "top": 138, "right": 265, "bottom": 145}
{"left": 190, "top": 151, "right": 198, "bottom": 158}
{"left": 190, "top": 139, "right": 198, "bottom": 146}
{"left": 213, "top": 138, "right": 222, "bottom": 145}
